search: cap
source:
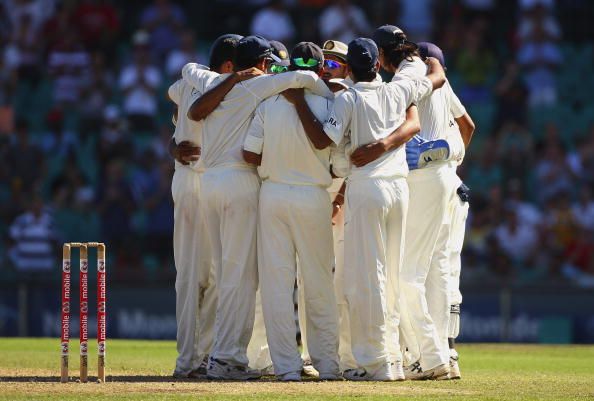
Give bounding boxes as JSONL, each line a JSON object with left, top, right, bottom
{"left": 417, "top": 42, "right": 446, "bottom": 69}
{"left": 290, "top": 42, "right": 324, "bottom": 70}
{"left": 270, "top": 40, "right": 290, "bottom": 66}
{"left": 372, "top": 24, "right": 406, "bottom": 48}
{"left": 210, "top": 33, "right": 243, "bottom": 59}
{"left": 236, "top": 35, "right": 281, "bottom": 66}
{"left": 322, "top": 40, "right": 348, "bottom": 62}
{"left": 347, "top": 38, "right": 378, "bottom": 71}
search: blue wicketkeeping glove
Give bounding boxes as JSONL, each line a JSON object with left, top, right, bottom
{"left": 406, "top": 135, "right": 450, "bottom": 170}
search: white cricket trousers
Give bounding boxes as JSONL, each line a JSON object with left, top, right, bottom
{"left": 448, "top": 193, "right": 468, "bottom": 339}
{"left": 343, "top": 176, "right": 408, "bottom": 371}
{"left": 171, "top": 167, "right": 216, "bottom": 375}
{"left": 258, "top": 181, "right": 339, "bottom": 376}
{"left": 201, "top": 167, "right": 260, "bottom": 367}
{"left": 247, "top": 290, "right": 272, "bottom": 370}
{"left": 399, "top": 163, "right": 458, "bottom": 370}
{"left": 299, "top": 178, "right": 355, "bottom": 371}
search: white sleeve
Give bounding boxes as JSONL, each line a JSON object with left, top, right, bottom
{"left": 244, "top": 71, "right": 333, "bottom": 102}
{"left": 330, "top": 138, "right": 351, "bottom": 178}
{"left": 181, "top": 63, "right": 218, "bottom": 93}
{"left": 168, "top": 79, "right": 183, "bottom": 105}
{"left": 323, "top": 93, "right": 352, "bottom": 145}
{"left": 389, "top": 76, "right": 433, "bottom": 107}
{"left": 448, "top": 83, "right": 466, "bottom": 119}
{"left": 445, "top": 127, "right": 466, "bottom": 164}
{"left": 243, "top": 103, "right": 265, "bottom": 155}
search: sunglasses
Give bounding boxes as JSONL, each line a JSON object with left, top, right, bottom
{"left": 269, "top": 64, "right": 288, "bottom": 74}
{"left": 292, "top": 58, "right": 319, "bottom": 68}
{"left": 324, "top": 59, "right": 346, "bottom": 70}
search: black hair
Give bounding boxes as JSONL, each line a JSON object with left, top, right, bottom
{"left": 381, "top": 41, "right": 419, "bottom": 70}
{"left": 210, "top": 37, "right": 240, "bottom": 71}
{"left": 234, "top": 55, "right": 267, "bottom": 72}
{"left": 350, "top": 67, "right": 376, "bottom": 83}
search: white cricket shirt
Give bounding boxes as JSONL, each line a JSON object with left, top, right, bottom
{"left": 324, "top": 75, "right": 434, "bottom": 180}
{"left": 168, "top": 67, "right": 219, "bottom": 172}
{"left": 393, "top": 57, "right": 466, "bottom": 141}
{"left": 182, "top": 65, "right": 334, "bottom": 170}
{"left": 244, "top": 92, "right": 334, "bottom": 187}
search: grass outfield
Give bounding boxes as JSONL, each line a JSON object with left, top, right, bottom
{"left": 0, "top": 339, "right": 593, "bottom": 401}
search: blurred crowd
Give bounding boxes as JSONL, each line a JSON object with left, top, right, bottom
{"left": 1, "top": 0, "right": 593, "bottom": 286}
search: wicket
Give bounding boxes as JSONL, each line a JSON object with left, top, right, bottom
{"left": 60, "top": 242, "right": 107, "bottom": 383}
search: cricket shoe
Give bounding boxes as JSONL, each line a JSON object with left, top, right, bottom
{"left": 172, "top": 369, "right": 203, "bottom": 379}
{"left": 197, "top": 355, "right": 209, "bottom": 375}
{"left": 302, "top": 358, "right": 319, "bottom": 377}
{"left": 391, "top": 361, "right": 405, "bottom": 381}
{"left": 449, "top": 353, "right": 461, "bottom": 380}
{"left": 277, "top": 371, "right": 301, "bottom": 382}
{"left": 343, "top": 362, "right": 395, "bottom": 381}
{"left": 318, "top": 372, "right": 343, "bottom": 381}
{"left": 261, "top": 364, "right": 275, "bottom": 376}
{"left": 206, "top": 358, "right": 262, "bottom": 381}
{"left": 404, "top": 361, "right": 449, "bottom": 380}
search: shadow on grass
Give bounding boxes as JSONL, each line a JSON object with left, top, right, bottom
{"left": 0, "top": 375, "right": 280, "bottom": 383}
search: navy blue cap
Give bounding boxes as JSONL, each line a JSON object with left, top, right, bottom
{"left": 347, "top": 38, "right": 379, "bottom": 71}
{"left": 270, "top": 40, "right": 290, "bottom": 66}
{"left": 236, "top": 35, "right": 281, "bottom": 66}
{"left": 372, "top": 25, "right": 405, "bottom": 48}
{"left": 417, "top": 42, "right": 446, "bottom": 69}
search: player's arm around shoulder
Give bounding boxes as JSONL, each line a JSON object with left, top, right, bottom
{"left": 187, "top": 67, "right": 265, "bottom": 121}
{"left": 351, "top": 105, "right": 421, "bottom": 168}
{"left": 242, "top": 100, "right": 268, "bottom": 167}
{"left": 281, "top": 88, "right": 335, "bottom": 150}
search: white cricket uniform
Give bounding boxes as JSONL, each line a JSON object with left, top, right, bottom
{"left": 393, "top": 57, "right": 466, "bottom": 370}
{"left": 244, "top": 92, "right": 339, "bottom": 376}
{"left": 183, "top": 63, "right": 333, "bottom": 367}
{"left": 168, "top": 72, "right": 218, "bottom": 376}
{"left": 325, "top": 75, "right": 434, "bottom": 371}
{"left": 447, "top": 171, "right": 468, "bottom": 339}
{"left": 297, "top": 76, "right": 355, "bottom": 370}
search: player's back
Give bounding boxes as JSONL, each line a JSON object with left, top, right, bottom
{"left": 258, "top": 92, "right": 333, "bottom": 187}
{"left": 200, "top": 71, "right": 332, "bottom": 170}
{"left": 394, "top": 56, "right": 452, "bottom": 141}
{"left": 342, "top": 77, "right": 410, "bottom": 179}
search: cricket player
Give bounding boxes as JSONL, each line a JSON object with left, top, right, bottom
{"left": 243, "top": 42, "right": 341, "bottom": 381}
{"left": 372, "top": 26, "right": 468, "bottom": 380}
{"left": 168, "top": 34, "right": 244, "bottom": 379}
{"left": 415, "top": 42, "right": 475, "bottom": 380}
{"left": 288, "top": 37, "right": 446, "bottom": 380}
{"left": 294, "top": 39, "right": 352, "bottom": 376}
{"left": 184, "top": 35, "right": 333, "bottom": 380}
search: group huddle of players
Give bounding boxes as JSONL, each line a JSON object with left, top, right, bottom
{"left": 167, "top": 24, "right": 475, "bottom": 382}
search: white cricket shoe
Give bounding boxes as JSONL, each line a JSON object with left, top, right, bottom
{"left": 343, "top": 362, "right": 395, "bottom": 381}
{"left": 278, "top": 371, "right": 301, "bottom": 382}
{"left": 404, "top": 361, "right": 449, "bottom": 380}
{"left": 449, "top": 353, "right": 461, "bottom": 380}
{"left": 302, "top": 359, "right": 319, "bottom": 377}
{"left": 391, "top": 361, "right": 405, "bottom": 381}
{"left": 206, "top": 358, "right": 262, "bottom": 381}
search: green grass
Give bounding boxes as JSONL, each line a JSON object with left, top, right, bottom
{"left": 0, "top": 339, "right": 593, "bottom": 400}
